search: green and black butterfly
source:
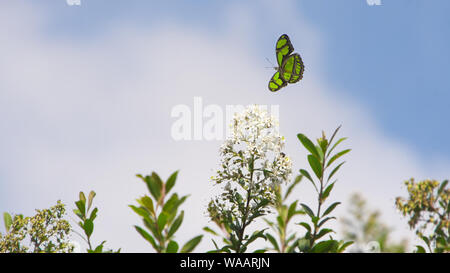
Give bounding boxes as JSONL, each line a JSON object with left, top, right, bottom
{"left": 268, "top": 34, "right": 305, "bottom": 92}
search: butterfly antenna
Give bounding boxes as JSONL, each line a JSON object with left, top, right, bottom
{"left": 265, "top": 57, "right": 277, "bottom": 70}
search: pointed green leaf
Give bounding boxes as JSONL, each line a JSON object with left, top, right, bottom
{"left": 327, "top": 136, "right": 346, "bottom": 158}
{"left": 299, "top": 169, "right": 318, "bottom": 192}
{"left": 327, "top": 162, "right": 345, "bottom": 182}
{"left": 266, "top": 233, "right": 280, "bottom": 252}
{"left": 89, "top": 207, "right": 98, "bottom": 221}
{"left": 300, "top": 203, "right": 315, "bottom": 219}
{"left": 321, "top": 182, "right": 335, "bottom": 201}
{"left": 145, "top": 176, "right": 161, "bottom": 201}
{"left": 327, "top": 149, "right": 351, "bottom": 167}
{"left": 438, "top": 180, "right": 448, "bottom": 195}
{"left": 83, "top": 219, "right": 94, "bottom": 238}
{"left": 311, "top": 240, "right": 339, "bottom": 253}
{"left": 297, "top": 133, "right": 320, "bottom": 159}
{"left": 298, "top": 222, "right": 311, "bottom": 232}
{"left": 139, "top": 196, "right": 155, "bottom": 215}
{"left": 79, "top": 192, "right": 86, "bottom": 205}
{"left": 166, "top": 240, "right": 179, "bottom": 253}
{"left": 75, "top": 200, "right": 86, "bottom": 218}
{"left": 157, "top": 212, "right": 168, "bottom": 232}
{"left": 308, "top": 155, "right": 323, "bottom": 179}
{"left": 287, "top": 200, "right": 298, "bottom": 221}
{"left": 180, "top": 235, "right": 203, "bottom": 253}
{"left": 322, "top": 202, "right": 341, "bottom": 217}
{"left": 87, "top": 191, "right": 96, "bottom": 211}
{"left": 284, "top": 175, "right": 302, "bottom": 200}
{"left": 3, "top": 212, "right": 12, "bottom": 232}
{"left": 129, "top": 205, "right": 149, "bottom": 218}
{"left": 166, "top": 171, "right": 179, "bottom": 195}
{"left": 202, "top": 226, "right": 218, "bottom": 236}
{"left": 167, "top": 211, "right": 184, "bottom": 238}
{"left": 134, "top": 225, "right": 158, "bottom": 249}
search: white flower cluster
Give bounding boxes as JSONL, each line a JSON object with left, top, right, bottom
{"left": 212, "top": 105, "right": 292, "bottom": 192}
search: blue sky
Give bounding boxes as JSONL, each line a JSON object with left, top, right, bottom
{"left": 32, "top": 0, "right": 450, "bottom": 158}
{"left": 1, "top": 0, "right": 449, "bottom": 251}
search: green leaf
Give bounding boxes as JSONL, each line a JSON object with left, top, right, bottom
{"left": 134, "top": 225, "right": 158, "bottom": 249}
{"left": 79, "top": 192, "right": 86, "bottom": 205}
{"left": 180, "top": 235, "right": 203, "bottom": 253}
{"left": 129, "top": 205, "right": 149, "bottom": 218}
{"left": 315, "top": 145, "right": 324, "bottom": 163}
{"left": 83, "top": 219, "right": 94, "bottom": 238}
{"left": 315, "top": 228, "right": 333, "bottom": 240}
{"left": 318, "top": 216, "right": 336, "bottom": 228}
{"left": 73, "top": 209, "right": 83, "bottom": 219}
{"left": 139, "top": 196, "right": 155, "bottom": 215}
{"left": 145, "top": 175, "right": 161, "bottom": 202}
{"left": 3, "top": 212, "right": 12, "bottom": 232}
{"left": 338, "top": 241, "right": 353, "bottom": 253}
{"left": 75, "top": 200, "right": 86, "bottom": 218}
{"left": 327, "top": 162, "right": 345, "bottom": 182}
{"left": 300, "top": 169, "right": 318, "bottom": 192}
{"left": 297, "top": 238, "right": 310, "bottom": 252}
{"left": 167, "top": 211, "right": 184, "bottom": 238}
{"left": 308, "top": 155, "right": 323, "bottom": 180}
{"left": 157, "top": 212, "right": 168, "bottom": 232}
{"left": 151, "top": 172, "right": 164, "bottom": 194}
{"left": 328, "top": 125, "right": 342, "bottom": 145}
{"left": 298, "top": 222, "right": 311, "bottom": 233}
{"left": 311, "top": 240, "right": 338, "bottom": 253}
{"left": 438, "top": 180, "right": 448, "bottom": 195}
{"left": 317, "top": 137, "right": 328, "bottom": 156}
{"left": 327, "top": 149, "right": 351, "bottom": 167}
{"left": 287, "top": 201, "right": 298, "bottom": 221}
{"left": 166, "top": 240, "right": 179, "bottom": 253}
{"left": 166, "top": 171, "right": 179, "bottom": 195}
{"left": 326, "top": 136, "right": 347, "bottom": 158}
{"left": 89, "top": 207, "right": 98, "bottom": 221}
{"left": 162, "top": 194, "right": 180, "bottom": 214}
{"left": 300, "top": 203, "right": 315, "bottom": 219}
{"left": 284, "top": 175, "right": 302, "bottom": 200}
{"left": 245, "top": 230, "right": 266, "bottom": 247}
{"left": 202, "top": 226, "right": 218, "bottom": 236}
{"left": 87, "top": 191, "right": 96, "bottom": 211}
{"left": 415, "top": 245, "right": 426, "bottom": 253}
{"left": 321, "top": 182, "right": 335, "bottom": 201}
{"left": 297, "top": 133, "right": 320, "bottom": 159}
{"left": 322, "top": 202, "right": 341, "bottom": 217}
{"left": 265, "top": 233, "right": 279, "bottom": 252}
{"left": 92, "top": 241, "right": 105, "bottom": 253}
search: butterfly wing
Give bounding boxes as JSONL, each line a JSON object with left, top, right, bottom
{"left": 268, "top": 71, "right": 287, "bottom": 92}
{"left": 276, "top": 34, "right": 294, "bottom": 67}
{"left": 280, "top": 53, "right": 304, "bottom": 83}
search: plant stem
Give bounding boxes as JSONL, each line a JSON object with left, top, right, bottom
{"left": 236, "top": 155, "right": 255, "bottom": 253}
{"left": 310, "top": 147, "right": 328, "bottom": 248}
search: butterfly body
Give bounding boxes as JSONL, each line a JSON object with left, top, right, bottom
{"left": 268, "top": 34, "right": 305, "bottom": 92}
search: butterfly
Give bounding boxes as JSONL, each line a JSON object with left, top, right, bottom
{"left": 268, "top": 34, "right": 305, "bottom": 92}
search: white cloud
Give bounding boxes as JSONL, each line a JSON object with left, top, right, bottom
{"left": 0, "top": 1, "right": 446, "bottom": 252}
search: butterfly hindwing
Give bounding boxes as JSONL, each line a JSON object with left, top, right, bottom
{"left": 281, "top": 53, "right": 304, "bottom": 84}
{"left": 268, "top": 71, "right": 287, "bottom": 92}
{"left": 276, "top": 34, "right": 294, "bottom": 67}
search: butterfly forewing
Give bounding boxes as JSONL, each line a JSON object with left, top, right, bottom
{"left": 276, "top": 34, "right": 294, "bottom": 67}
{"left": 268, "top": 71, "right": 287, "bottom": 92}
